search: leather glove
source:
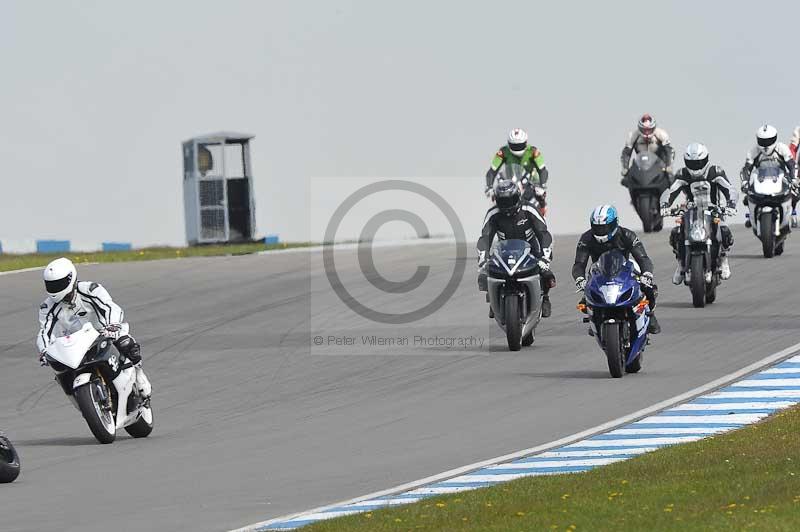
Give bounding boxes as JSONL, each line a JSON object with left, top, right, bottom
{"left": 724, "top": 207, "right": 736, "bottom": 218}
{"left": 537, "top": 259, "right": 550, "bottom": 271}
{"left": 621, "top": 168, "right": 628, "bottom": 177}
{"left": 542, "top": 247, "right": 552, "bottom": 261}
{"left": 102, "top": 324, "right": 123, "bottom": 340}
{"left": 39, "top": 352, "right": 49, "bottom": 367}
{"left": 640, "top": 272, "right": 655, "bottom": 288}
{"left": 575, "top": 276, "right": 587, "bottom": 291}
{"left": 534, "top": 185, "right": 546, "bottom": 198}
{"left": 484, "top": 186, "right": 492, "bottom": 198}
{"left": 477, "top": 250, "right": 487, "bottom": 268}
{"left": 659, "top": 202, "right": 670, "bottom": 217}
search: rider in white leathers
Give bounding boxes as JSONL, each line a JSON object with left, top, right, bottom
{"left": 36, "top": 258, "right": 151, "bottom": 398}
{"left": 741, "top": 125, "right": 799, "bottom": 228}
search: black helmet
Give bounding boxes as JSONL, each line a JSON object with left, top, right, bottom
{"left": 494, "top": 179, "right": 521, "bottom": 215}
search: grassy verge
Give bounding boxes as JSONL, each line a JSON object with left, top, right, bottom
{"left": 0, "top": 242, "right": 314, "bottom": 272}
{"left": 306, "top": 406, "right": 800, "bottom": 532}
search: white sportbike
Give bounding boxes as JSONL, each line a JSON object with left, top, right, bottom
{"left": 44, "top": 323, "right": 153, "bottom": 444}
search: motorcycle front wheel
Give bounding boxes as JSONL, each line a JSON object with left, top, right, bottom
{"left": 75, "top": 371, "right": 116, "bottom": 444}
{"left": 761, "top": 211, "right": 775, "bottom": 258}
{"left": 0, "top": 434, "right": 20, "bottom": 483}
{"left": 505, "top": 294, "right": 522, "bottom": 351}
{"left": 602, "top": 322, "right": 624, "bottom": 378}
{"left": 690, "top": 254, "right": 706, "bottom": 308}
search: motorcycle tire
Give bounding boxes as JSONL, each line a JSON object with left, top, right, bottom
{"left": 75, "top": 376, "right": 116, "bottom": 444}
{"left": 690, "top": 254, "right": 706, "bottom": 308}
{"left": 0, "top": 434, "right": 20, "bottom": 483}
{"left": 505, "top": 294, "right": 522, "bottom": 351}
{"left": 636, "top": 195, "right": 654, "bottom": 233}
{"left": 761, "top": 211, "right": 775, "bottom": 258}
{"left": 602, "top": 322, "right": 624, "bottom": 378}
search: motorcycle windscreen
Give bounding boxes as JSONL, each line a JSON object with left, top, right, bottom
{"left": 590, "top": 250, "right": 629, "bottom": 279}
{"left": 629, "top": 153, "right": 664, "bottom": 186}
{"left": 634, "top": 152, "right": 660, "bottom": 172}
{"left": 491, "top": 239, "right": 531, "bottom": 266}
{"left": 498, "top": 163, "right": 528, "bottom": 185}
{"left": 753, "top": 160, "right": 787, "bottom": 195}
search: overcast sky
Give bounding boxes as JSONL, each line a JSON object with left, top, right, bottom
{"left": 2, "top": 0, "right": 799, "bottom": 246}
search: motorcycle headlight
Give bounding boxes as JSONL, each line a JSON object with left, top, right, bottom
{"left": 599, "top": 284, "right": 622, "bottom": 303}
{"left": 689, "top": 225, "right": 707, "bottom": 241}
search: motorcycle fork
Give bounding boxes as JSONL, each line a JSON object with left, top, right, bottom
{"left": 93, "top": 368, "right": 115, "bottom": 415}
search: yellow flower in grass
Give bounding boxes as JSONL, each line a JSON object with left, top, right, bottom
{"left": 435, "top": 502, "right": 446, "bottom": 508}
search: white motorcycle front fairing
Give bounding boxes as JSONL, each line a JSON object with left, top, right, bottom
{"left": 48, "top": 323, "right": 147, "bottom": 430}
{"left": 749, "top": 168, "right": 792, "bottom": 237}
{"left": 47, "top": 323, "right": 99, "bottom": 369}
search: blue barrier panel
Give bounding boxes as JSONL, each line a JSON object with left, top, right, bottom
{"left": 36, "top": 240, "right": 70, "bottom": 253}
{"left": 0, "top": 241, "right": 3, "bottom": 254}
{"left": 102, "top": 242, "right": 133, "bottom": 252}
{"left": 264, "top": 235, "right": 280, "bottom": 245}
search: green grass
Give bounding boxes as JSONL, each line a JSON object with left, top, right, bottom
{"left": 305, "top": 406, "right": 800, "bottom": 532}
{"left": 0, "top": 242, "right": 315, "bottom": 272}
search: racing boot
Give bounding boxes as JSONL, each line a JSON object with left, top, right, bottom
{"left": 719, "top": 256, "right": 731, "bottom": 280}
{"left": 134, "top": 363, "right": 152, "bottom": 399}
{"left": 672, "top": 265, "right": 685, "bottom": 285}
{"left": 541, "top": 294, "right": 552, "bottom": 318}
{"left": 744, "top": 212, "right": 752, "bottom": 228}
{"left": 647, "top": 312, "right": 661, "bottom": 334}
{"left": 792, "top": 209, "right": 798, "bottom": 229}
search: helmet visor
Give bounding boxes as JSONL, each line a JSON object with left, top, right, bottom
{"left": 591, "top": 223, "right": 615, "bottom": 238}
{"left": 45, "top": 274, "right": 72, "bottom": 295}
{"left": 496, "top": 194, "right": 519, "bottom": 213}
{"left": 639, "top": 126, "right": 655, "bottom": 137}
{"left": 508, "top": 142, "right": 527, "bottom": 153}
{"left": 685, "top": 156, "right": 708, "bottom": 171}
{"left": 757, "top": 135, "right": 777, "bottom": 148}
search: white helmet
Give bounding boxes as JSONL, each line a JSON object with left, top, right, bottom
{"left": 756, "top": 125, "right": 778, "bottom": 156}
{"left": 684, "top": 142, "right": 710, "bottom": 178}
{"left": 43, "top": 257, "right": 77, "bottom": 303}
{"left": 507, "top": 128, "right": 528, "bottom": 157}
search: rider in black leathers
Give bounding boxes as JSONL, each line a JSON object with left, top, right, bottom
{"left": 478, "top": 178, "right": 556, "bottom": 317}
{"left": 572, "top": 205, "right": 661, "bottom": 334}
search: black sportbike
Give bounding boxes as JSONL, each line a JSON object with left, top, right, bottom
{"left": 624, "top": 152, "right": 672, "bottom": 232}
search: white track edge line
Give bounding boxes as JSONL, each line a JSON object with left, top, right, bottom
{"left": 230, "top": 340, "right": 800, "bottom": 531}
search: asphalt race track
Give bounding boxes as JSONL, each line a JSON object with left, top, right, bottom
{"left": 1, "top": 225, "right": 798, "bottom": 532}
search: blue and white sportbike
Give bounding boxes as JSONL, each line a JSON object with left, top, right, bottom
{"left": 578, "top": 250, "right": 651, "bottom": 378}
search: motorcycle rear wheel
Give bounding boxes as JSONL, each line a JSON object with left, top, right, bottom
{"left": 124, "top": 393, "right": 153, "bottom": 438}
{"left": 705, "top": 273, "right": 718, "bottom": 304}
{"left": 521, "top": 331, "right": 535, "bottom": 346}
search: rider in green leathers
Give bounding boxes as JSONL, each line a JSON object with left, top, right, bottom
{"left": 485, "top": 128, "right": 550, "bottom": 213}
